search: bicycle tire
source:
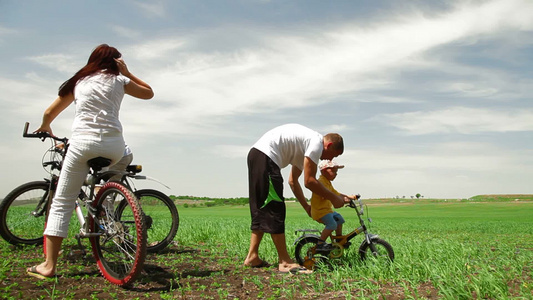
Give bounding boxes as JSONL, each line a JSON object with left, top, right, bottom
{"left": 88, "top": 181, "right": 146, "bottom": 286}
{"left": 294, "top": 235, "right": 329, "bottom": 270}
{"left": 358, "top": 238, "right": 394, "bottom": 262}
{"left": 0, "top": 181, "right": 50, "bottom": 245}
{"left": 124, "top": 189, "right": 179, "bottom": 253}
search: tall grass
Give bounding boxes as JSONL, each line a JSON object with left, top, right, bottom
{"left": 2, "top": 199, "right": 531, "bottom": 298}
{"left": 177, "top": 201, "right": 533, "bottom": 299}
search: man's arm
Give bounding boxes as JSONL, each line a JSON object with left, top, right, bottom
{"left": 288, "top": 166, "right": 311, "bottom": 217}
{"left": 303, "top": 157, "right": 345, "bottom": 208}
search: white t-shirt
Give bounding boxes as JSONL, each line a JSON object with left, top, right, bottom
{"left": 253, "top": 124, "right": 323, "bottom": 170}
{"left": 72, "top": 72, "right": 130, "bottom": 135}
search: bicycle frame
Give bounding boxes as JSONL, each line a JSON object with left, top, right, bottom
{"left": 13, "top": 122, "right": 148, "bottom": 285}
{"left": 294, "top": 197, "right": 379, "bottom": 248}
{"left": 75, "top": 168, "right": 123, "bottom": 238}
{"left": 22, "top": 122, "right": 126, "bottom": 242}
{"left": 338, "top": 202, "right": 379, "bottom": 246}
{"left": 28, "top": 177, "right": 57, "bottom": 219}
{"left": 19, "top": 122, "right": 175, "bottom": 254}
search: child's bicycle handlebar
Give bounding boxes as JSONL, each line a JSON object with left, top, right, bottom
{"left": 347, "top": 194, "right": 363, "bottom": 215}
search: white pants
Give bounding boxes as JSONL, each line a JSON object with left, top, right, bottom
{"left": 107, "top": 152, "right": 133, "bottom": 181}
{"left": 44, "top": 133, "right": 125, "bottom": 238}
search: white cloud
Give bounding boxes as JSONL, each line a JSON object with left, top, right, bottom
{"left": 125, "top": 39, "right": 186, "bottom": 62}
{"left": 0, "top": 26, "right": 16, "bottom": 36}
{"left": 319, "top": 124, "right": 348, "bottom": 133}
{"left": 1, "top": 0, "right": 532, "bottom": 199}
{"left": 120, "top": 0, "right": 532, "bottom": 133}
{"left": 332, "top": 141, "right": 533, "bottom": 198}
{"left": 111, "top": 25, "right": 142, "bottom": 39}
{"left": 26, "top": 54, "right": 79, "bottom": 74}
{"left": 16, "top": 0, "right": 533, "bottom": 140}
{"left": 343, "top": 141, "right": 527, "bottom": 172}
{"left": 211, "top": 145, "right": 250, "bottom": 159}
{"left": 374, "top": 107, "right": 533, "bottom": 135}
{"left": 448, "top": 82, "right": 499, "bottom": 98}
{"left": 131, "top": 1, "right": 166, "bottom": 18}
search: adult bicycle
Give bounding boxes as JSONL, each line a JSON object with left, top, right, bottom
{"left": 0, "top": 123, "right": 146, "bottom": 286}
{"left": 114, "top": 166, "right": 179, "bottom": 253}
{"left": 0, "top": 124, "right": 179, "bottom": 253}
{"left": 294, "top": 195, "right": 394, "bottom": 270}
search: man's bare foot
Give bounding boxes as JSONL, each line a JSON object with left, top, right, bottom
{"left": 277, "top": 263, "right": 312, "bottom": 274}
{"left": 278, "top": 263, "right": 312, "bottom": 274}
{"left": 244, "top": 256, "right": 264, "bottom": 267}
{"left": 244, "top": 259, "right": 272, "bottom": 268}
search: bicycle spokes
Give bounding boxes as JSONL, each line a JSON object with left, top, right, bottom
{"left": 89, "top": 183, "right": 146, "bottom": 286}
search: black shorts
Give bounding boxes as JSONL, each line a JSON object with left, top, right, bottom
{"left": 247, "top": 148, "right": 285, "bottom": 234}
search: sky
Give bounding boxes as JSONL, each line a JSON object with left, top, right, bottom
{"left": 1, "top": 0, "right": 532, "bottom": 200}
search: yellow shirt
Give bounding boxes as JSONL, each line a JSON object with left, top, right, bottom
{"left": 310, "top": 175, "right": 340, "bottom": 221}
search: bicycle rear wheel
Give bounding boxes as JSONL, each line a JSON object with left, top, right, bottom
{"left": 116, "top": 189, "right": 179, "bottom": 253}
{"left": 294, "top": 235, "right": 329, "bottom": 270}
{"left": 88, "top": 182, "right": 146, "bottom": 286}
{"left": 0, "top": 181, "right": 50, "bottom": 245}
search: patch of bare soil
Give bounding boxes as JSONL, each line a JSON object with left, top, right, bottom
{"left": 4, "top": 242, "right": 526, "bottom": 299}
{"left": 2, "top": 243, "right": 351, "bottom": 299}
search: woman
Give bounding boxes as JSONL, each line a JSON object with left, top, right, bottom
{"left": 27, "top": 44, "right": 154, "bottom": 279}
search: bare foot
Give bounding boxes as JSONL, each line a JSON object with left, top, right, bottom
{"left": 278, "top": 264, "right": 312, "bottom": 274}
{"left": 243, "top": 257, "right": 264, "bottom": 267}
{"left": 278, "top": 263, "right": 306, "bottom": 273}
{"left": 27, "top": 264, "right": 55, "bottom": 278}
{"left": 244, "top": 259, "right": 272, "bottom": 268}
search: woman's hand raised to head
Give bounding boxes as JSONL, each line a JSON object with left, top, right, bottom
{"left": 114, "top": 58, "right": 131, "bottom": 77}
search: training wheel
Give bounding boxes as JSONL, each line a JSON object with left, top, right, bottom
{"left": 329, "top": 242, "right": 344, "bottom": 259}
{"left": 302, "top": 258, "right": 316, "bottom": 270}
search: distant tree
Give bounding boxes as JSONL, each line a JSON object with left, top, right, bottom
{"left": 416, "top": 193, "right": 421, "bottom": 199}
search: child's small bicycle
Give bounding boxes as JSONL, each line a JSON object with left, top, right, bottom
{"left": 294, "top": 195, "right": 394, "bottom": 269}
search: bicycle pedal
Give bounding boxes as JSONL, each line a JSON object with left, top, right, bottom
{"left": 77, "top": 232, "right": 103, "bottom": 238}
{"left": 68, "top": 249, "right": 87, "bottom": 258}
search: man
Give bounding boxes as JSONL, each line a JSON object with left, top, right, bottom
{"left": 244, "top": 124, "right": 349, "bottom": 273}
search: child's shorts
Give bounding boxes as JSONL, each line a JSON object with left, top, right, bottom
{"left": 320, "top": 211, "right": 345, "bottom": 230}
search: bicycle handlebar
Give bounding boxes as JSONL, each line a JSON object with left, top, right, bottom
{"left": 347, "top": 194, "right": 364, "bottom": 214}
{"left": 23, "top": 122, "right": 68, "bottom": 144}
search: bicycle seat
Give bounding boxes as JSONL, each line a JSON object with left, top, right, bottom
{"left": 87, "top": 157, "right": 112, "bottom": 172}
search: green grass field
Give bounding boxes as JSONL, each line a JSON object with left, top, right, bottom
{"left": 1, "top": 199, "right": 532, "bottom": 299}
{"left": 175, "top": 200, "right": 533, "bottom": 299}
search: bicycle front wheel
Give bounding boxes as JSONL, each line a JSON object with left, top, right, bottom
{"left": 0, "top": 181, "right": 50, "bottom": 245}
{"left": 121, "top": 189, "right": 179, "bottom": 253}
{"left": 359, "top": 238, "right": 394, "bottom": 262}
{"left": 89, "top": 182, "right": 146, "bottom": 286}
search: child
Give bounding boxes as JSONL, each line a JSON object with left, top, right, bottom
{"left": 310, "top": 160, "right": 353, "bottom": 251}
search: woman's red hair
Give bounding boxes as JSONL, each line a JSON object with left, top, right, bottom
{"left": 58, "top": 44, "right": 122, "bottom": 97}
